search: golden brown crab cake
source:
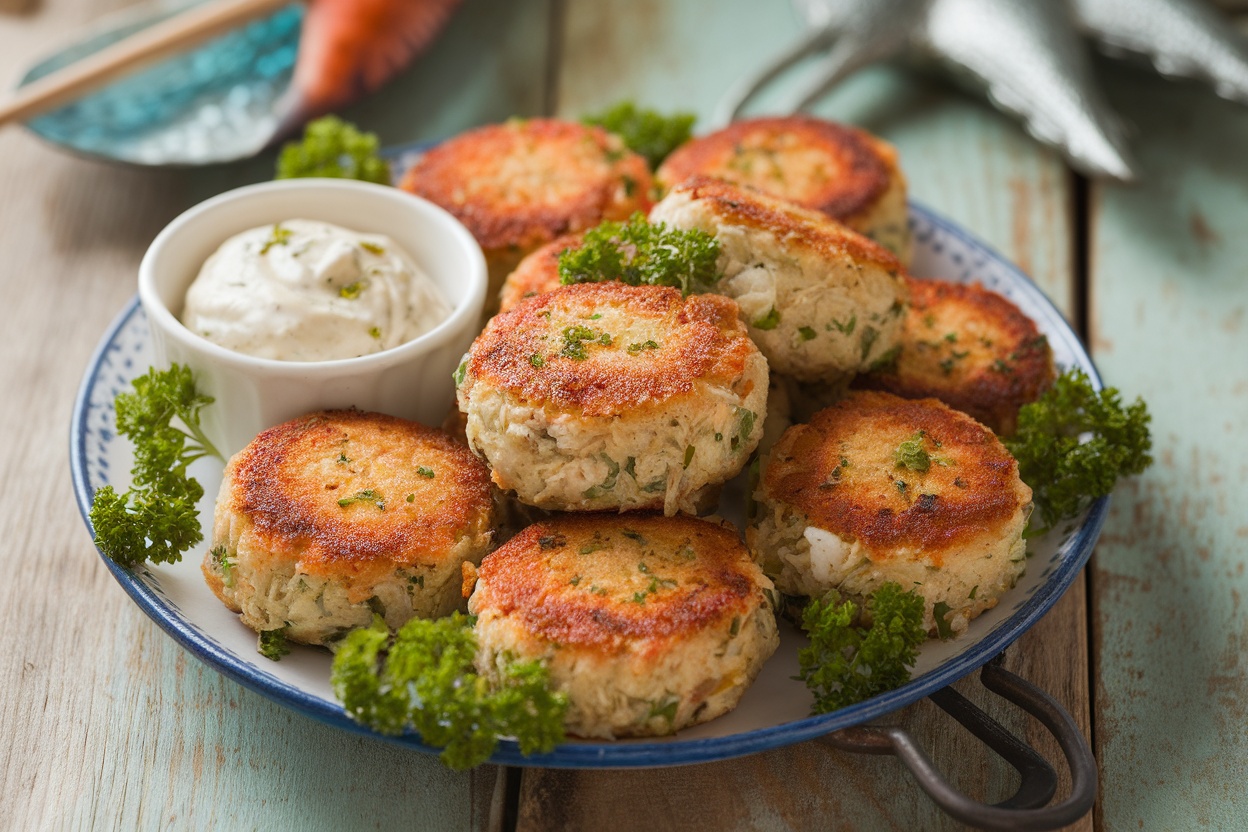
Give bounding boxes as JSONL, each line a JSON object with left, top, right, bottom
{"left": 656, "top": 116, "right": 910, "bottom": 259}
{"left": 749, "top": 391, "right": 1032, "bottom": 637}
{"left": 855, "top": 277, "right": 1055, "bottom": 435}
{"left": 202, "top": 410, "right": 496, "bottom": 647}
{"left": 399, "top": 119, "right": 653, "bottom": 310}
{"left": 497, "top": 232, "right": 584, "bottom": 314}
{"left": 457, "top": 282, "right": 768, "bottom": 515}
{"left": 466, "top": 514, "right": 780, "bottom": 739}
{"left": 650, "top": 176, "right": 908, "bottom": 383}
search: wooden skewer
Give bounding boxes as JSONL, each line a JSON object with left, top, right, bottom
{"left": 0, "top": 0, "right": 298, "bottom": 128}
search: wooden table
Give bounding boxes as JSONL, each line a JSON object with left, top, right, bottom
{"left": 2, "top": 1, "right": 1245, "bottom": 829}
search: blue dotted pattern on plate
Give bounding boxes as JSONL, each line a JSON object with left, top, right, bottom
{"left": 70, "top": 204, "right": 1108, "bottom": 768}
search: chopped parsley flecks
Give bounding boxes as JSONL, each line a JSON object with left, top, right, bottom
{"left": 827, "top": 313, "right": 857, "bottom": 336}
{"left": 932, "top": 601, "right": 955, "bottom": 640}
{"left": 260, "top": 223, "right": 293, "bottom": 255}
{"left": 560, "top": 325, "right": 611, "bottom": 360}
{"left": 583, "top": 455, "right": 621, "bottom": 499}
{"left": 627, "top": 340, "right": 660, "bottom": 355}
{"left": 894, "top": 432, "right": 931, "bottom": 474}
{"left": 753, "top": 307, "right": 781, "bottom": 331}
{"left": 338, "top": 489, "right": 385, "bottom": 510}
{"left": 258, "top": 627, "right": 290, "bottom": 661}
{"left": 859, "top": 325, "right": 880, "bottom": 361}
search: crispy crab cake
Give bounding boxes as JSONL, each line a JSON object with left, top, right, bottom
{"left": 399, "top": 119, "right": 653, "bottom": 309}
{"left": 749, "top": 391, "right": 1033, "bottom": 636}
{"left": 466, "top": 514, "right": 780, "bottom": 739}
{"left": 497, "top": 232, "right": 583, "bottom": 314}
{"left": 856, "top": 277, "right": 1056, "bottom": 434}
{"left": 202, "top": 410, "right": 496, "bottom": 647}
{"left": 650, "top": 176, "right": 908, "bottom": 383}
{"left": 457, "top": 282, "right": 768, "bottom": 515}
{"left": 656, "top": 116, "right": 910, "bottom": 259}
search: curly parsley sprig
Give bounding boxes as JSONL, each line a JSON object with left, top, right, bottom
{"left": 89, "top": 364, "right": 223, "bottom": 568}
{"left": 559, "top": 213, "right": 721, "bottom": 296}
{"left": 275, "top": 115, "right": 390, "bottom": 183}
{"left": 798, "top": 583, "right": 927, "bottom": 713}
{"left": 332, "top": 614, "right": 567, "bottom": 770}
{"left": 1004, "top": 368, "right": 1152, "bottom": 534}
{"left": 582, "top": 100, "right": 696, "bottom": 168}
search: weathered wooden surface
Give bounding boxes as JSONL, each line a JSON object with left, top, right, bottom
{"left": 0, "top": 0, "right": 551, "bottom": 828}
{"left": 525, "top": 2, "right": 1091, "bottom": 829}
{"left": 8, "top": 0, "right": 1248, "bottom": 829}
{"left": 1088, "top": 58, "right": 1248, "bottom": 831}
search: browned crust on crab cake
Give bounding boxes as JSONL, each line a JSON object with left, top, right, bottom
{"left": 656, "top": 116, "right": 897, "bottom": 222}
{"left": 224, "top": 410, "right": 494, "bottom": 589}
{"left": 470, "top": 514, "right": 764, "bottom": 654}
{"left": 667, "top": 175, "right": 901, "bottom": 272}
{"left": 497, "top": 232, "right": 584, "bottom": 314}
{"left": 855, "top": 277, "right": 1055, "bottom": 434}
{"left": 468, "top": 282, "right": 759, "bottom": 418}
{"left": 763, "top": 391, "right": 1028, "bottom": 563}
{"left": 399, "top": 119, "right": 653, "bottom": 255}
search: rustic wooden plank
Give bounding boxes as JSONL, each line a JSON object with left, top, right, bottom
{"left": 1088, "top": 59, "right": 1248, "bottom": 832}
{"left": 530, "top": 2, "right": 1090, "bottom": 830}
{"left": 0, "top": 0, "right": 550, "bottom": 827}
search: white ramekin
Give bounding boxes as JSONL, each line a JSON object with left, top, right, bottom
{"left": 138, "top": 179, "right": 486, "bottom": 457}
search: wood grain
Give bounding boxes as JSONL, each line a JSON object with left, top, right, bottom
{"left": 524, "top": 1, "right": 1092, "bottom": 829}
{"left": 1088, "top": 59, "right": 1248, "bottom": 832}
{"left": 0, "top": 0, "right": 551, "bottom": 828}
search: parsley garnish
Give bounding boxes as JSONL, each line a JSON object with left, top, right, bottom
{"left": 798, "top": 583, "right": 926, "bottom": 712}
{"left": 559, "top": 213, "right": 720, "bottom": 296}
{"left": 88, "top": 364, "right": 223, "bottom": 568}
{"left": 275, "top": 115, "right": 390, "bottom": 183}
{"left": 332, "top": 614, "right": 566, "bottom": 770}
{"left": 416, "top": 467, "right": 435, "bottom": 479}
{"left": 1003, "top": 368, "right": 1152, "bottom": 534}
{"left": 582, "top": 100, "right": 695, "bottom": 167}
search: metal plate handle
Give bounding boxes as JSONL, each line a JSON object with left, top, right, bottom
{"left": 823, "top": 654, "right": 1097, "bottom": 831}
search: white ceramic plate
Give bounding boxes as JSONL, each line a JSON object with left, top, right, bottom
{"left": 71, "top": 203, "right": 1106, "bottom": 768}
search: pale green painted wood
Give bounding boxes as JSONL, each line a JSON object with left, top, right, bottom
{"left": 1089, "top": 60, "right": 1248, "bottom": 831}
{"left": 530, "top": 3, "right": 1089, "bottom": 829}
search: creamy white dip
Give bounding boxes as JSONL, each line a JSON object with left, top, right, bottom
{"left": 181, "top": 219, "right": 450, "bottom": 361}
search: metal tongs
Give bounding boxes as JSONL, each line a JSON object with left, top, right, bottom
{"left": 711, "top": 0, "right": 1138, "bottom": 180}
{"left": 711, "top": 0, "right": 916, "bottom": 129}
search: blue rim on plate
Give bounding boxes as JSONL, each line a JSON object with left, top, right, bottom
{"left": 70, "top": 202, "right": 1107, "bottom": 768}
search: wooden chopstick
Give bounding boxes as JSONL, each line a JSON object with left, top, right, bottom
{"left": 0, "top": 0, "right": 297, "bottom": 129}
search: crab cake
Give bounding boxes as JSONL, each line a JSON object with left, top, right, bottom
{"left": 656, "top": 116, "right": 909, "bottom": 259}
{"left": 855, "top": 277, "right": 1056, "bottom": 435}
{"left": 457, "top": 282, "right": 767, "bottom": 515}
{"left": 650, "top": 176, "right": 908, "bottom": 383}
{"left": 399, "top": 119, "right": 653, "bottom": 308}
{"left": 497, "top": 232, "right": 583, "bottom": 314}
{"left": 202, "top": 410, "right": 496, "bottom": 647}
{"left": 467, "top": 514, "right": 779, "bottom": 739}
{"left": 749, "top": 391, "right": 1032, "bottom": 636}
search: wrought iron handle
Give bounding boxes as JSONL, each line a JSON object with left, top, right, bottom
{"left": 823, "top": 654, "right": 1097, "bottom": 831}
